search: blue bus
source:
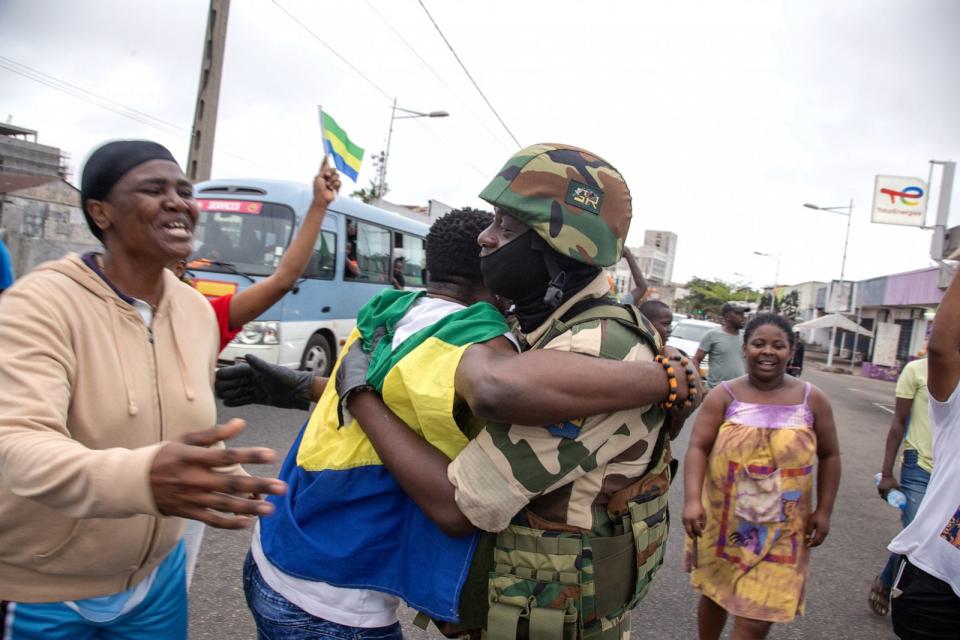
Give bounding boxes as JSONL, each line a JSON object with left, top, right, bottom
{"left": 187, "top": 178, "right": 429, "bottom": 375}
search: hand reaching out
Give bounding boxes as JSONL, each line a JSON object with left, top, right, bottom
{"left": 215, "top": 354, "right": 315, "bottom": 410}
{"left": 149, "top": 419, "right": 286, "bottom": 529}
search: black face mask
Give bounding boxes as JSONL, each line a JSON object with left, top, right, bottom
{"left": 481, "top": 230, "right": 601, "bottom": 333}
{"left": 479, "top": 230, "right": 550, "bottom": 304}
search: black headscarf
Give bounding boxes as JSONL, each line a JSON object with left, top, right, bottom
{"left": 80, "top": 140, "right": 178, "bottom": 242}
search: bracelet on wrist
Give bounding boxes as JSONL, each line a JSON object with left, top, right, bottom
{"left": 655, "top": 355, "right": 678, "bottom": 409}
{"left": 678, "top": 356, "right": 698, "bottom": 409}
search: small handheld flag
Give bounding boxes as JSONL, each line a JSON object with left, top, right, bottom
{"left": 319, "top": 107, "right": 364, "bottom": 182}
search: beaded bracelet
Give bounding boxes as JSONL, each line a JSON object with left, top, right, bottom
{"left": 678, "top": 356, "right": 698, "bottom": 409}
{"left": 655, "top": 355, "right": 678, "bottom": 409}
{"left": 657, "top": 355, "right": 699, "bottom": 410}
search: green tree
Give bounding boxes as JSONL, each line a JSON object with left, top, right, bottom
{"left": 675, "top": 277, "right": 757, "bottom": 317}
{"left": 779, "top": 290, "right": 801, "bottom": 320}
{"left": 350, "top": 179, "right": 389, "bottom": 204}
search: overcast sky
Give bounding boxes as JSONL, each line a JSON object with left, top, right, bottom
{"left": 2, "top": 0, "right": 958, "bottom": 286}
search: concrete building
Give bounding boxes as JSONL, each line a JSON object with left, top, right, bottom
{"left": 773, "top": 280, "right": 828, "bottom": 324}
{"left": 0, "top": 174, "right": 96, "bottom": 278}
{"left": 0, "top": 123, "right": 69, "bottom": 179}
{"left": 633, "top": 246, "right": 670, "bottom": 284}
{"left": 780, "top": 268, "right": 945, "bottom": 379}
{"left": 606, "top": 229, "right": 680, "bottom": 297}
{"left": 643, "top": 230, "right": 677, "bottom": 283}
{"left": 854, "top": 267, "right": 942, "bottom": 378}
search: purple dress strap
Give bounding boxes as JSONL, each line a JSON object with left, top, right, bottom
{"left": 720, "top": 381, "right": 737, "bottom": 400}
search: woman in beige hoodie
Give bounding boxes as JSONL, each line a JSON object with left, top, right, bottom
{"left": 0, "top": 140, "right": 285, "bottom": 639}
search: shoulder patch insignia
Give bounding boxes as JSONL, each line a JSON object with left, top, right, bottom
{"left": 547, "top": 420, "right": 583, "bottom": 439}
{"left": 564, "top": 180, "right": 603, "bottom": 214}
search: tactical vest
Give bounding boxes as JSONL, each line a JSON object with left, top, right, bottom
{"left": 416, "top": 301, "right": 672, "bottom": 640}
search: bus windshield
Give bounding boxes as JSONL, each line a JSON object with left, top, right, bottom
{"left": 188, "top": 200, "right": 296, "bottom": 276}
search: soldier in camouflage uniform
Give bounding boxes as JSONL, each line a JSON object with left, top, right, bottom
{"left": 344, "top": 144, "right": 696, "bottom": 639}
{"left": 460, "top": 143, "right": 674, "bottom": 639}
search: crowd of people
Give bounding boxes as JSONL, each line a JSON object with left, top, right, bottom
{"left": 0, "top": 138, "right": 955, "bottom": 640}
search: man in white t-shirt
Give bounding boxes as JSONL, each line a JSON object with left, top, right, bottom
{"left": 888, "top": 269, "right": 960, "bottom": 638}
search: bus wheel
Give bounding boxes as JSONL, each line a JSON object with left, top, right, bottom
{"left": 300, "top": 334, "right": 333, "bottom": 377}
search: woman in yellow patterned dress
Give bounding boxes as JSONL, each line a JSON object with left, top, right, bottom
{"left": 682, "top": 313, "right": 842, "bottom": 639}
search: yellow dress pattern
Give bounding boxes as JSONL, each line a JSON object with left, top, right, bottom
{"left": 688, "top": 381, "right": 818, "bottom": 623}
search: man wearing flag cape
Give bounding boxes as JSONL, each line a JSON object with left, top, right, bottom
{"left": 219, "top": 149, "right": 698, "bottom": 639}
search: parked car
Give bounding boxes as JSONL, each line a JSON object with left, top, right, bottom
{"left": 667, "top": 318, "right": 720, "bottom": 377}
{"left": 670, "top": 313, "right": 688, "bottom": 329}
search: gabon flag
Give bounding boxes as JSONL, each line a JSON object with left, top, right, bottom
{"left": 319, "top": 108, "right": 364, "bottom": 181}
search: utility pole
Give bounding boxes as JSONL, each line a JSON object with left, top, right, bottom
{"left": 186, "top": 0, "right": 231, "bottom": 182}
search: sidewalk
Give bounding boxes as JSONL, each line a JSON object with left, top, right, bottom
{"left": 803, "top": 347, "right": 867, "bottom": 375}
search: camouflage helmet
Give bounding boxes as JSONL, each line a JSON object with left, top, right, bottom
{"left": 478, "top": 143, "right": 632, "bottom": 267}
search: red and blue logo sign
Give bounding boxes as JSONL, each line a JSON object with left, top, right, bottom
{"left": 879, "top": 185, "right": 924, "bottom": 206}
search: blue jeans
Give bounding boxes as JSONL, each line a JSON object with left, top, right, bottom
{"left": 879, "top": 450, "right": 931, "bottom": 588}
{"left": 242, "top": 552, "right": 404, "bottom": 640}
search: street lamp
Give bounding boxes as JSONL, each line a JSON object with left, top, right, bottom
{"left": 752, "top": 251, "right": 781, "bottom": 312}
{"left": 377, "top": 98, "right": 449, "bottom": 200}
{"left": 803, "top": 200, "right": 854, "bottom": 368}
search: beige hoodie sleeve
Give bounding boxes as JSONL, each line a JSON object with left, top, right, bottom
{"left": 0, "top": 277, "right": 163, "bottom": 518}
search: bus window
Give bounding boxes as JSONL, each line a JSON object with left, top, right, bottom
{"left": 305, "top": 230, "right": 336, "bottom": 280}
{"left": 345, "top": 219, "right": 391, "bottom": 282}
{"left": 190, "top": 202, "right": 295, "bottom": 276}
{"left": 398, "top": 234, "right": 425, "bottom": 287}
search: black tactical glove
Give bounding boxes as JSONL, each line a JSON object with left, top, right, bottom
{"left": 215, "top": 354, "right": 315, "bottom": 410}
{"left": 335, "top": 339, "right": 375, "bottom": 426}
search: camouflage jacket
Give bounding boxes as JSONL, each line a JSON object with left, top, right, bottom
{"left": 448, "top": 273, "right": 666, "bottom": 536}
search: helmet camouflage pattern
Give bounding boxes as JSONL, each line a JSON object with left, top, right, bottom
{"left": 478, "top": 143, "right": 632, "bottom": 267}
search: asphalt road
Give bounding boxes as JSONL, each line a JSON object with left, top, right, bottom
{"left": 189, "top": 368, "right": 904, "bottom": 639}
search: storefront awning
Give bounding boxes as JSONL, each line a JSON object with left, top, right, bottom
{"left": 794, "top": 313, "right": 874, "bottom": 338}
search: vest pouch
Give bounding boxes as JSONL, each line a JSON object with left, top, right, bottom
{"left": 734, "top": 466, "right": 782, "bottom": 523}
{"left": 487, "top": 525, "right": 583, "bottom": 640}
{"left": 624, "top": 490, "right": 670, "bottom": 609}
{"left": 487, "top": 574, "right": 579, "bottom": 640}
{"left": 589, "top": 530, "right": 636, "bottom": 619}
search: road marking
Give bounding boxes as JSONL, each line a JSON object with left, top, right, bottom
{"left": 848, "top": 387, "right": 866, "bottom": 392}
{"left": 873, "top": 402, "right": 895, "bottom": 414}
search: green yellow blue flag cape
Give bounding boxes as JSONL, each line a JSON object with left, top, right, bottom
{"left": 319, "top": 108, "right": 364, "bottom": 181}
{"left": 260, "top": 289, "right": 510, "bottom": 621}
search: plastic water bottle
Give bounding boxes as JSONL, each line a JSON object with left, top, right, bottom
{"left": 874, "top": 473, "right": 907, "bottom": 510}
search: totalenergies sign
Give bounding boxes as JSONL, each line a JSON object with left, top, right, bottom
{"left": 871, "top": 175, "right": 927, "bottom": 227}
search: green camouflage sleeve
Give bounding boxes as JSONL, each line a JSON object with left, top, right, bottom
{"left": 448, "top": 319, "right": 666, "bottom": 532}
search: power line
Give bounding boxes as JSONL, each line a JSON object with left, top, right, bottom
{"left": 0, "top": 55, "right": 275, "bottom": 172}
{"left": 362, "top": 0, "right": 512, "bottom": 150}
{"left": 269, "top": 0, "right": 392, "bottom": 102}
{"left": 415, "top": 0, "right": 521, "bottom": 147}
{"left": 0, "top": 56, "right": 185, "bottom": 136}
{"left": 268, "top": 1, "right": 488, "bottom": 181}
{"left": 409, "top": 118, "right": 489, "bottom": 180}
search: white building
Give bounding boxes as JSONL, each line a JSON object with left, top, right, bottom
{"left": 643, "top": 230, "right": 677, "bottom": 284}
